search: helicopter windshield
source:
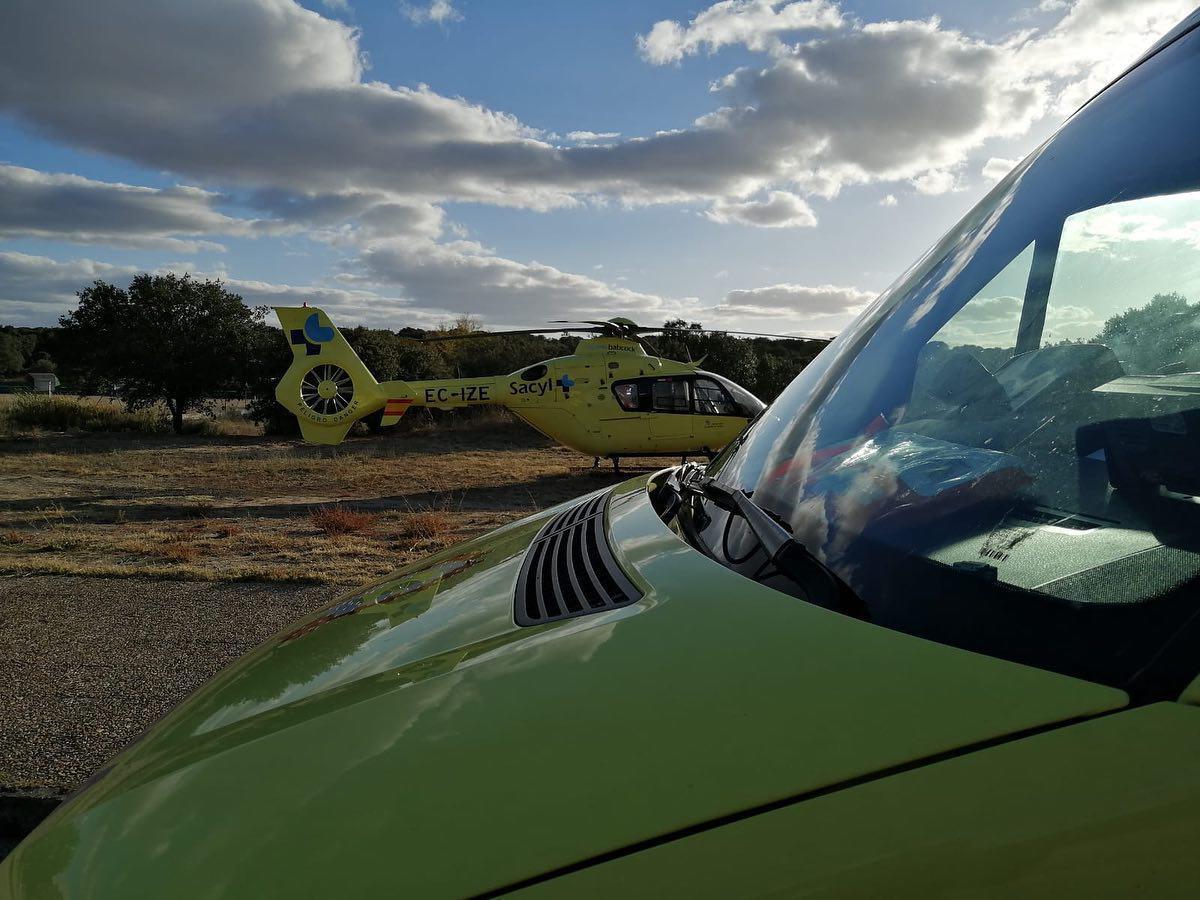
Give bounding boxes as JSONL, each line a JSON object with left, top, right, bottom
{"left": 695, "top": 25, "right": 1200, "bottom": 699}
{"left": 698, "top": 371, "right": 766, "bottom": 419}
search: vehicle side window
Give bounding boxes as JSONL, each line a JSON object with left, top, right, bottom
{"left": 613, "top": 382, "right": 640, "bottom": 411}
{"left": 652, "top": 378, "right": 690, "bottom": 413}
{"left": 693, "top": 377, "right": 738, "bottom": 415}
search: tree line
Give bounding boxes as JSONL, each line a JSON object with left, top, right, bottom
{"left": 2, "top": 274, "right": 828, "bottom": 434}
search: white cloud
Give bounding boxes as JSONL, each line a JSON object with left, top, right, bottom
{"left": 689, "top": 18, "right": 1046, "bottom": 199}
{"left": 719, "top": 282, "right": 874, "bottom": 315}
{"left": 879, "top": 193, "right": 898, "bottom": 207}
{"left": 352, "top": 237, "right": 681, "bottom": 323}
{"left": 0, "top": 1, "right": 546, "bottom": 207}
{"left": 637, "top": 0, "right": 844, "bottom": 64}
{"left": 218, "top": 278, "right": 424, "bottom": 327}
{"left": 707, "top": 281, "right": 875, "bottom": 334}
{"left": 705, "top": 191, "right": 817, "bottom": 228}
{"left": 0, "top": 164, "right": 449, "bottom": 253}
{"left": 1043, "top": 303, "right": 1106, "bottom": 341}
{"left": 566, "top": 131, "right": 621, "bottom": 145}
{"left": 1, "top": 0, "right": 363, "bottom": 118}
{"left": 1012, "top": 0, "right": 1194, "bottom": 112}
{"left": 402, "top": 1, "right": 462, "bottom": 26}
{"left": 981, "top": 157, "right": 1019, "bottom": 182}
{"left": 0, "top": 164, "right": 270, "bottom": 251}
{"left": 1060, "top": 209, "right": 1200, "bottom": 254}
{"left": 911, "top": 169, "right": 961, "bottom": 195}
{"left": 245, "top": 189, "right": 445, "bottom": 239}
{"left": 634, "top": 0, "right": 1192, "bottom": 202}
{"left": 0, "top": 251, "right": 139, "bottom": 324}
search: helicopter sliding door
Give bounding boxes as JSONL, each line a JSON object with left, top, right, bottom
{"left": 609, "top": 374, "right": 753, "bottom": 451}
{"left": 648, "top": 377, "right": 694, "bottom": 443}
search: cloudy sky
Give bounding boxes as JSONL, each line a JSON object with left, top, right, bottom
{"left": 0, "top": 0, "right": 1192, "bottom": 334}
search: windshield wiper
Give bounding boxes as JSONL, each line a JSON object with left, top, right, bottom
{"left": 672, "top": 464, "right": 868, "bottom": 618}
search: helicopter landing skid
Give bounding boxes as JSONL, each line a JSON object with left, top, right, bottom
{"left": 592, "top": 450, "right": 716, "bottom": 475}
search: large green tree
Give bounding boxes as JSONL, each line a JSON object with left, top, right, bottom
{"left": 59, "top": 274, "right": 265, "bottom": 434}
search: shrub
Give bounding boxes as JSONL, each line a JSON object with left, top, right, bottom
{"left": 398, "top": 509, "right": 451, "bottom": 542}
{"left": 159, "top": 542, "right": 200, "bottom": 562}
{"left": 0, "top": 394, "right": 166, "bottom": 434}
{"left": 310, "top": 506, "right": 376, "bottom": 536}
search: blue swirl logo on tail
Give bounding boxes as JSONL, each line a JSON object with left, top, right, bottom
{"left": 304, "top": 313, "right": 334, "bottom": 343}
{"left": 290, "top": 312, "right": 334, "bottom": 356}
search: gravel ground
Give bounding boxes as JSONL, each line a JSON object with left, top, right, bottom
{"left": 0, "top": 574, "right": 342, "bottom": 796}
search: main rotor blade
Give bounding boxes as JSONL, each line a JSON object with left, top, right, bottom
{"left": 400, "top": 323, "right": 832, "bottom": 343}
{"left": 551, "top": 319, "right": 667, "bottom": 334}
{"left": 549, "top": 318, "right": 833, "bottom": 342}
{"left": 656, "top": 326, "right": 834, "bottom": 342}
{"left": 400, "top": 327, "right": 599, "bottom": 343}
{"left": 710, "top": 329, "right": 833, "bottom": 342}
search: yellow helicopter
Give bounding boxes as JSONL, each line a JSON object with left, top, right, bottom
{"left": 274, "top": 306, "right": 828, "bottom": 469}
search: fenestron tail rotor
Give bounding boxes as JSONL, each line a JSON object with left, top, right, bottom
{"left": 300, "top": 364, "right": 355, "bottom": 416}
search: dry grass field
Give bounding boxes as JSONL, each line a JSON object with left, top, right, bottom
{"left": 0, "top": 417, "right": 632, "bottom": 584}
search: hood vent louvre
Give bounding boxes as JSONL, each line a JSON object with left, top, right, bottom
{"left": 514, "top": 492, "right": 641, "bottom": 626}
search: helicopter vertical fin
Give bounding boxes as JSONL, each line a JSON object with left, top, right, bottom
{"left": 273, "top": 306, "right": 402, "bottom": 445}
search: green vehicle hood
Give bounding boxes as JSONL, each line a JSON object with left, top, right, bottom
{"left": 1, "top": 477, "right": 1126, "bottom": 899}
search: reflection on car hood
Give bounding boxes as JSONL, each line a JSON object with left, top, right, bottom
{"left": 1, "top": 479, "right": 1125, "bottom": 899}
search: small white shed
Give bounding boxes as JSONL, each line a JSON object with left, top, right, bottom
{"left": 30, "top": 372, "right": 60, "bottom": 394}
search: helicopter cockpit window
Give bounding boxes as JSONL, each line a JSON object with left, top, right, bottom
{"left": 613, "top": 382, "right": 640, "bottom": 411}
{"left": 520, "top": 364, "right": 548, "bottom": 382}
{"left": 695, "top": 34, "right": 1200, "bottom": 697}
{"left": 652, "top": 378, "right": 691, "bottom": 413}
{"left": 693, "top": 377, "right": 739, "bottom": 416}
{"left": 705, "top": 373, "right": 767, "bottom": 418}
